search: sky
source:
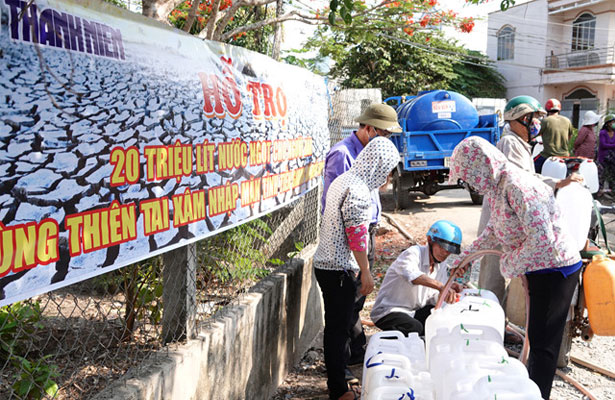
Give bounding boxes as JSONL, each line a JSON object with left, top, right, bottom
{"left": 281, "top": 0, "right": 532, "bottom": 54}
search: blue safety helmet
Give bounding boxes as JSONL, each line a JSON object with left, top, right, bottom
{"left": 427, "top": 220, "right": 462, "bottom": 254}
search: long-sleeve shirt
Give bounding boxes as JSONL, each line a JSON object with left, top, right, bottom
{"left": 478, "top": 126, "right": 557, "bottom": 236}
{"left": 370, "top": 245, "right": 448, "bottom": 323}
{"left": 496, "top": 126, "right": 557, "bottom": 189}
{"left": 574, "top": 125, "right": 596, "bottom": 159}
{"left": 321, "top": 133, "right": 381, "bottom": 224}
{"left": 448, "top": 137, "right": 580, "bottom": 278}
{"left": 598, "top": 128, "right": 615, "bottom": 164}
{"left": 314, "top": 138, "right": 399, "bottom": 273}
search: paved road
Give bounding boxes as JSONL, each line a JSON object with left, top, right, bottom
{"left": 380, "top": 186, "right": 483, "bottom": 246}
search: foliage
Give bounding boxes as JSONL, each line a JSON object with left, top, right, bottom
{"left": 569, "top": 127, "right": 579, "bottom": 153}
{"left": 1, "top": 302, "right": 60, "bottom": 400}
{"left": 11, "top": 355, "right": 59, "bottom": 400}
{"left": 103, "top": 0, "right": 128, "bottom": 9}
{"left": 168, "top": 1, "right": 275, "bottom": 53}
{"left": 449, "top": 50, "right": 507, "bottom": 98}
{"left": 297, "top": 29, "right": 505, "bottom": 100}
{"left": 199, "top": 218, "right": 273, "bottom": 283}
{"left": 0, "top": 302, "right": 43, "bottom": 357}
{"left": 138, "top": 0, "right": 496, "bottom": 47}
{"left": 121, "top": 257, "right": 164, "bottom": 338}
{"left": 287, "top": 241, "right": 304, "bottom": 259}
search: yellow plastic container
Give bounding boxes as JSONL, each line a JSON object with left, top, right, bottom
{"left": 583, "top": 254, "right": 615, "bottom": 335}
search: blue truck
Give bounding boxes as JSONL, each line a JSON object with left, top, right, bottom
{"left": 385, "top": 90, "right": 501, "bottom": 208}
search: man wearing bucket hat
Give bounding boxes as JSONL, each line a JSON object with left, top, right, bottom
{"left": 321, "top": 103, "right": 402, "bottom": 369}
{"left": 370, "top": 220, "right": 464, "bottom": 336}
{"left": 574, "top": 110, "right": 601, "bottom": 159}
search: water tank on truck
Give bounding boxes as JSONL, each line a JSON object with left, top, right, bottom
{"left": 386, "top": 90, "right": 500, "bottom": 209}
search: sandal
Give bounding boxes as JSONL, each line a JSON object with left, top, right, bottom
{"left": 338, "top": 384, "right": 361, "bottom": 400}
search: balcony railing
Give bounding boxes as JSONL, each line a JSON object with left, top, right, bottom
{"left": 544, "top": 46, "right": 615, "bottom": 70}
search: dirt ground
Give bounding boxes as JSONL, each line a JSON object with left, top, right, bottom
{"left": 270, "top": 216, "right": 615, "bottom": 400}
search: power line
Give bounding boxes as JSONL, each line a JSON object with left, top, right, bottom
{"left": 379, "top": 32, "right": 615, "bottom": 77}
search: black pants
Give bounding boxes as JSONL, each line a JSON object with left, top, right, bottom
{"left": 373, "top": 305, "right": 434, "bottom": 336}
{"left": 348, "top": 227, "right": 376, "bottom": 362}
{"left": 315, "top": 268, "right": 361, "bottom": 399}
{"left": 526, "top": 268, "right": 581, "bottom": 399}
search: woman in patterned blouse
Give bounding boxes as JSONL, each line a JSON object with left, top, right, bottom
{"left": 448, "top": 136, "right": 581, "bottom": 400}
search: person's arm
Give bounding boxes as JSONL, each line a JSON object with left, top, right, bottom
{"left": 412, "top": 275, "right": 462, "bottom": 303}
{"left": 450, "top": 222, "right": 499, "bottom": 269}
{"left": 599, "top": 131, "right": 615, "bottom": 150}
{"left": 322, "top": 150, "right": 352, "bottom": 211}
{"left": 341, "top": 188, "right": 373, "bottom": 295}
{"left": 499, "top": 185, "right": 557, "bottom": 276}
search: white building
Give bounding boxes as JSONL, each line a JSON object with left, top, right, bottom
{"left": 487, "top": 0, "right": 615, "bottom": 128}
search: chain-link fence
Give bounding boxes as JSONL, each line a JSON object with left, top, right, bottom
{"left": 0, "top": 187, "right": 320, "bottom": 400}
{"left": 327, "top": 83, "right": 383, "bottom": 146}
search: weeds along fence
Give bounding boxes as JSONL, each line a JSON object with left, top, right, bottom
{"left": 0, "top": 187, "right": 321, "bottom": 400}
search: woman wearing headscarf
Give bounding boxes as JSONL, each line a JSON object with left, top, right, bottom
{"left": 314, "top": 137, "right": 399, "bottom": 400}
{"left": 597, "top": 114, "right": 615, "bottom": 196}
{"left": 574, "top": 110, "right": 600, "bottom": 159}
{"left": 449, "top": 137, "right": 582, "bottom": 399}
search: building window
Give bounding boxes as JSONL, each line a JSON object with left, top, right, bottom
{"left": 497, "top": 26, "right": 514, "bottom": 61}
{"left": 572, "top": 13, "right": 596, "bottom": 51}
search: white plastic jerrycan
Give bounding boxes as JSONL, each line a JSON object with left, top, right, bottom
{"left": 428, "top": 331, "right": 507, "bottom": 374}
{"left": 424, "top": 296, "right": 504, "bottom": 362}
{"left": 541, "top": 157, "right": 567, "bottom": 179}
{"left": 556, "top": 181, "right": 593, "bottom": 251}
{"left": 365, "top": 383, "right": 435, "bottom": 400}
{"left": 578, "top": 158, "right": 599, "bottom": 193}
{"left": 365, "top": 331, "right": 426, "bottom": 370}
{"left": 451, "top": 374, "right": 542, "bottom": 400}
{"left": 427, "top": 324, "right": 502, "bottom": 369}
{"left": 362, "top": 366, "right": 433, "bottom": 400}
{"left": 437, "top": 356, "right": 529, "bottom": 400}
{"left": 457, "top": 288, "right": 499, "bottom": 305}
{"left": 363, "top": 352, "right": 413, "bottom": 394}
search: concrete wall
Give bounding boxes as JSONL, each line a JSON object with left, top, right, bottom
{"left": 92, "top": 244, "right": 323, "bottom": 400}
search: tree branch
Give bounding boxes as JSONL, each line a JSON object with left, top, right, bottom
{"left": 183, "top": 0, "right": 202, "bottom": 32}
{"left": 220, "top": 10, "right": 323, "bottom": 41}
{"left": 204, "top": 0, "right": 223, "bottom": 39}
{"left": 142, "top": 0, "right": 185, "bottom": 22}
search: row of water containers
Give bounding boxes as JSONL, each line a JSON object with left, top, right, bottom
{"left": 362, "top": 289, "right": 542, "bottom": 399}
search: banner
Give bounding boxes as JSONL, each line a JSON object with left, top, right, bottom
{"left": 0, "top": 0, "right": 329, "bottom": 306}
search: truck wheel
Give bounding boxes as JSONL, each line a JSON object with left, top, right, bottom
{"left": 393, "top": 170, "right": 411, "bottom": 209}
{"left": 469, "top": 189, "right": 483, "bottom": 205}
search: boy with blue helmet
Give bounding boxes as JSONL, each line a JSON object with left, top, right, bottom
{"left": 370, "top": 220, "right": 464, "bottom": 336}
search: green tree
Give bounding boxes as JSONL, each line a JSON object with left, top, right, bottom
{"left": 295, "top": 29, "right": 505, "bottom": 100}
{"left": 137, "top": 0, "right": 489, "bottom": 59}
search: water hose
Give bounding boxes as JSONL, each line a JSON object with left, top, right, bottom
{"left": 434, "top": 249, "right": 530, "bottom": 364}
{"left": 434, "top": 249, "right": 503, "bottom": 310}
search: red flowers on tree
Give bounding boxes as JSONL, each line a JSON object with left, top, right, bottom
{"left": 459, "top": 17, "right": 475, "bottom": 33}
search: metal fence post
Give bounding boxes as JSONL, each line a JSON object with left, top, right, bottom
{"left": 162, "top": 242, "right": 197, "bottom": 344}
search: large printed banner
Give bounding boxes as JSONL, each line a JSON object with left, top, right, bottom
{"left": 0, "top": 0, "right": 329, "bottom": 306}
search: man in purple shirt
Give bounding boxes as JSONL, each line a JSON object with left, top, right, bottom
{"left": 321, "top": 103, "right": 402, "bottom": 372}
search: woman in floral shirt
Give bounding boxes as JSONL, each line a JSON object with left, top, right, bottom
{"left": 449, "top": 137, "right": 581, "bottom": 399}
